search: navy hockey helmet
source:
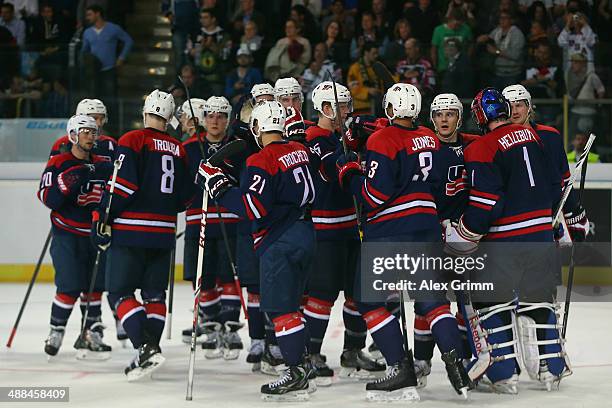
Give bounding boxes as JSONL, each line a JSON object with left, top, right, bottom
{"left": 471, "top": 87, "right": 510, "bottom": 130}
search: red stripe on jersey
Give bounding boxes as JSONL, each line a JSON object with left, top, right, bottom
{"left": 492, "top": 209, "right": 551, "bottom": 226}
{"left": 242, "top": 195, "right": 255, "bottom": 220}
{"left": 469, "top": 202, "right": 493, "bottom": 211}
{"left": 311, "top": 208, "right": 356, "bottom": 217}
{"left": 53, "top": 212, "right": 91, "bottom": 228}
{"left": 366, "top": 182, "right": 390, "bottom": 202}
{"left": 55, "top": 293, "right": 77, "bottom": 305}
{"left": 362, "top": 183, "right": 380, "bottom": 208}
{"left": 120, "top": 211, "right": 176, "bottom": 221}
{"left": 115, "top": 176, "right": 138, "bottom": 190}
{"left": 363, "top": 307, "right": 393, "bottom": 331}
{"left": 344, "top": 298, "right": 358, "bottom": 311}
{"left": 471, "top": 189, "right": 500, "bottom": 200}
{"left": 144, "top": 302, "right": 166, "bottom": 316}
{"left": 112, "top": 224, "right": 175, "bottom": 234}
{"left": 368, "top": 192, "right": 435, "bottom": 217}
{"left": 200, "top": 289, "right": 219, "bottom": 302}
{"left": 114, "top": 189, "right": 130, "bottom": 198}
{"left": 368, "top": 207, "right": 437, "bottom": 224}
{"left": 305, "top": 297, "right": 333, "bottom": 314}
{"left": 51, "top": 219, "right": 89, "bottom": 236}
{"left": 414, "top": 314, "right": 429, "bottom": 330}
{"left": 425, "top": 304, "right": 452, "bottom": 326}
{"left": 80, "top": 292, "right": 102, "bottom": 302}
{"left": 116, "top": 298, "right": 143, "bottom": 320}
{"left": 486, "top": 224, "right": 551, "bottom": 240}
{"left": 314, "top": 220, "right": 358, "bottom": 230}
{"left": 249, "top": 194, "right": 267, "bottom": 217}
{"left": 273, "top": 312, "right": 303, "bottom": 333}
{"left": 221, "top": 283, "right": 240, "bottom": 296}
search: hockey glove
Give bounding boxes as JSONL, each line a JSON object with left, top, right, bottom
{"left": 336, "top": 151, "right": 362, "bottom": 190}
{"left": 90, "top": 210, "right": 112, "bottom": 251}
{"left": 57, "top": 165, "right": 92, "bottom": 196}
{"left": 93, "top": 160, "right": 114, "bottom": 180}
{"left": 197, "top": 160, "right": 231, "bottom": 200}
{"left": 444, "top": 218, "right": 482, "bottom": 258}
{"left": 345, "top": 115, "right": 388, "bottom": 152}
{"left": 285, "top": 107, "right": 306, "bottom": 143}
{"left": 564, "top": 206, "right": 589, "bottom": 242}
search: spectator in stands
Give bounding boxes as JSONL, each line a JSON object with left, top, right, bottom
{"left": 291, "top": 4, "right": 320, "bottom": 45}
{"left": 239, "top": 20, "right": 265, "bottom": 68}
{"left": 162, "top": 0, "right": 200, "bottom": 74}
{"left": 371, "top": 0, "right": 393, "bottom": 38}
{"left": 558, "top": 11, "right": 597, "bottom": 72}
{"left": 347, "top": 41, "right": 384, "bottom": 115}
{"left": 30, "top": 4, "right": 71, "bottom": 82}
{"left": 431, "top": 9, "right": 473, "bottom": 74}
{"left": 350, "top": 11, "right": 381, "bottom": 60}
{"left": 264, "top": 18, "right": 311, "bottom": 81}
{"left": 568, "top": 131, "right": 600, "bottom": 162}
{"left": 169, "top": 64, "right": 205, "bottom": 104}
{"left": 383, "top": 18, "right": 413, "bottom": 70}
{"left": 403, "top": 0, "right": 439, "bottom": 48}
{"left": 518, "top": 0, "right": 554, "bottom": 17}
{"left": 292, "top": 0, "right": 322, "bottom": 18}
{"left": 4, "top": 0, "right": 38, "bottom": 17}
{"left": 0, "top": 3, "right": 25, "bottom": 48}
{"left": 187, "top": 8, "right": 231, "bottom": 96}
{"left": 396, "top": 38, "right": 435, "bottom": 97}
{"left": 225, "top": 47, "right": 263, "bottom": 106}
{"left": 322, "top": 20, "right": 350, "bottom": 72}
{"left": 525, "top": 1, "right": 554, "bottom": 33}
{"left": 301, "top": 42, "right": 341, "bottom": 109}
{"left": 523, "top": 41, "right": 563, "bottom": 98}
{"left": 477, "top": 11, "right": 525, "bottom": 89}
{"left": 445, "top": 0, "right": 477, "bottom": 28}
{"left": 321, "top": 0, "right": 355, "bottom": 41}
{"left": 41, "top": 77, "right": 69, "bottom": 117}
{"left": 527, "top": 21, "right": 554, "bottom": 62}
{"left": 440, "top": 37, "right": 474, "bottom": 98}
{"left": 482, "top": 0, "right": 518, "bottom": 33}
{"left": 232, "top": 0, "right": 266, "bottom": 38}
{"left": 81, "top": 5, "right": 133, "bottom": 109}
{"left": 567, "top": 52, "right": 605, "bottom": 135}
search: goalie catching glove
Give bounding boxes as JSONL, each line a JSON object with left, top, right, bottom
{"left": 197, "top": 160, "right": 231, "bottom": 200}
{"left": 444, "top": 218, "right": 483, "bottom": 257}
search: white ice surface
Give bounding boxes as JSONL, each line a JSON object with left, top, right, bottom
{"left": 1, "top": 283, "right": 612, "bottom": 408}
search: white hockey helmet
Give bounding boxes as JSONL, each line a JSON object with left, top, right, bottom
{"left": 430, "top": 93, "right": 463, "bottom": 128}
{"left": 205, "top": 96, "right": 232, "bottom": 130}
{"left": 180, "top": 98, "right": 207, "bottom": 125}
{"left": 76, "top": 98, "right": 108, "bottom": 124}
{"left": 251, "top": 83, "right": 275, "bottom": 102}
{"left": 383, "top": 83, "right": 421, "bottom": 121}
{"left": 502, "top": 84, "right": 532, "bottom": 108}
{"left": 311, "top": 81, "right": 353, "bottom": 120}
{"left": 250, "top": 100, "right": 286, "bottom": 147}
{"left": 67, "top": 114, "right": 98, "bottom": 144}
{"left": 274, "top": 77, "right": 304, "bottom": 103}
{"left": 143, "top": 89, "right": 175, "bottom": 122}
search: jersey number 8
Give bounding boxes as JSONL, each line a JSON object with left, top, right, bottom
{"left": 161, "top": 155, "right": 175, "bottom": 194}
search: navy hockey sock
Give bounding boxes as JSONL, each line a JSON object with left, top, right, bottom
{"left": 342, "top": 298, "right": 367, "bottom": 350}
{"left": 115, "top": 297, "right": 147, "bottom": 348}
{"left": 385, "top": 293, "right": 401, "bottom": 319}
{"left": 455, "top": 311, "right": 472, "bottom": 359}
{"left": 361, "top": 306, "right": 406, "bottom": 366}
{"left": 50, "top": 293, "right": 78, "bottom": 328}
{"left": 264, "top": 313, "right": 278, "bottom": 346}
{"left": 219, "top": 283, "right": 241, "bottom": 324}
{"left": 414, "top": 313, "right": 435, "bottom": 360}
{"left": 426, "top": 305, "right": 463, "bottom": 355}
{"left": 247, "top": 290, "right": 265, "bottom": 339}
{"left": 79, "top": 292, "right": 102, "bottom": 330}
{"left": 199, "top": 288, "right": 220, "bottom": 321}
{"left": 303, "top": 297, "right": 333, "bottom": 354}
{"left": 272, "top": 312, "right": 306, "bottom": 366}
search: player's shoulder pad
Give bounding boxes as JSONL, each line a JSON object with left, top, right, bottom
{"left": 182, "top": 132, "right": 206, "bottom": 147}
{"left": 305, "top": 125, "right": 332, "bottom": 142}
{"left": 118, "top": 129, "right": 147, "bottom": 151}
{"left": 304, "top": 119, "right": 316, "bottom": 129}
{"left": 533, "top": 123, "right": 561, "bottom": 135}
{"left": 246, "top": 147, "right": 274, "bottom": 174}
{"left": 51, "top": 134, "right": 69, "bottom": 150}
{"left": 47, "top": 151, "right": 74, "bottom": 169}
{"left": 98, "top": 135, "right": 117, "bottom": 145}
{"left": 460, "top": 132, "right": 480, "bottom": 146}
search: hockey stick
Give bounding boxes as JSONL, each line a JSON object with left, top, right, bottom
{"left": 561, "top": 141, "right": 592, "bottom": 338}
{"left": 6, "top": 229, "right": 52, "bottom": 348}
{"left": 166, "top": 246, "right": 177, "bottom": 340}
{"left": 186, "top": 138, "right": 246, "bottom": 401}
{"left": 371, "top": 61, "right": 396, "bottom": 91}
{"left": 79, "top": 159, "right": 121, "bottom": 340}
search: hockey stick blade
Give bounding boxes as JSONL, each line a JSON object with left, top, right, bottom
{"left": 207, "top": 139, "right": 247, "bottom": 167}
{"left": 372, "top": 61, "right": 396, "bottom": 90}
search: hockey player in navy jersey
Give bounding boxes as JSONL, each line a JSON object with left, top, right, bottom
{"left": 50, "top": 99, "right": 116, "bottom": 161}
{"left": 411, "top": 93, "right": 479, "bottom": 388}
{"left": 39, "top": 115, "right": 114, "bottom": 360}
{"left": 304, "top": 81, "right": 385, "bottom": 385}
{"left": 337, "top": 83, "right": 471, "bottom": 400}
{"left": 198, "top": 101, "right": 316, "bottom": 400}
{"left": 182, "top": 96, "right": 245, "bottom": 360}
{"left": 445, "top": 87, "right": 563, "bottom": 394}
{"left": 274, "top": 77, "right": 304, "bottom": 113}
{"left": 502, "top": 84, "right": 576, "bottom": 390}
{"left": 91, "top": 89, "right": 194, "bottom": 381}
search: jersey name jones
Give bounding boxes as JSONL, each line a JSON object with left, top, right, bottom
{"left": 411, "top": 136, "right": 436, "bottom": 152}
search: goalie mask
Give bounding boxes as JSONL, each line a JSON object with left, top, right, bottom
{"left": 249, "top": 101, "right": 286, "bottom": 148}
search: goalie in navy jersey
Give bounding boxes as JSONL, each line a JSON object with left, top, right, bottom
{"left": 91, "top": 89, "right": 194, "bottom": 381}
{"left": 445, "top": 87, "right": 568, "bottom": 394}
{"left": 198, "top": 100, "right": 316, "bottom": 401}
{"left": 304, "top": 81, "right": 385, "bottom": 384}
{"left": 411, "top": 93, "right": 480, "bottom": 389}
{"left": 50, "top": 99, "right": 117, "bottom": 161}
{"left": 181, "top": 96, "right": 246, "bottom": 360}
{"left": 38, "top": 115, "right": 114, "bottom": 360}
{"left": 336, "top": 84, "right": 472, "bottom": 401}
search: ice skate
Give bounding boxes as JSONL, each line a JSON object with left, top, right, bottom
{"left": 221, "top": 321, "right": 244, "bottom": 360}
{"left": 182, "top": 320, "right": 207, "bottom": 345}
{"left": 200, "top": 322, "right": 223, "bottom": 359}
{"left": 414, "top": 359, "right": 431, "bottom": 388}
{"left": 309, "top": 353, "right": 333, "bottom": 386}
{"left": 44, "top": 326, "right": 65, "bottom": 359}
{"left": 339, "top": 349, "right": 386, "bottom": 380}
{"left": 74, "top": 323, "right": 111, "bottom": 360}
{"left": 125, "top": 343, "right": 166, "bottom": 382}
{"left": 261, "top": 344, "right": 286, "bottom": 376}
{"left": 365, "top": 356, "right": 420, "bottom": 402}
{"left": 441, "top": 349, "right": 473, "bottom": 398}
{"left": 247, "top": 339, "right": 265, "bottom": 371}
{"left": 488, "top": 373, "right": 519, "bottom": 394}
{"left": 261, "top": 364, "right": 310, "bottom": 402}
{"left": 367, "top": 341, "right": 384, "bottom": 363}
{"left": 115, "top": 318, "right": 128, "bottom": 348}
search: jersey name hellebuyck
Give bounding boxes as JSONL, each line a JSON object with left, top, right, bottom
{"left": 498, "top": 129, "right": 536, "bottom": 151}
{"left": 152, "top": 138, "right": 181, "bottom": 156}
{"left": 278, "top": 150, "right": 309, "bottom": 169}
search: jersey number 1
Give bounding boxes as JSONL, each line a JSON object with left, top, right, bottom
{"left": 522, "top": 146, "right": 536, "bottom": 187}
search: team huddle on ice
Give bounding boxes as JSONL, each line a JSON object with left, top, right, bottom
{"left": 36, "top": 75, "right": 588, "bottom": 401}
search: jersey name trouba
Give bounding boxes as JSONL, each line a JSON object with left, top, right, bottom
{"left": 278, "top": 150, "right": 309, "bottom": 168}
{"left": 152, "top": 138, "right": 181, "bottom": 155}
{"left": 498, "top": 128, "right": 537, "bottom": 151}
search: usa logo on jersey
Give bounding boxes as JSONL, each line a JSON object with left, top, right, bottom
{"left": 77, "top": 180, "right": 105, "bottom": 207}
{"left": 445, "top": 165, "right": 468, "bottom": 196}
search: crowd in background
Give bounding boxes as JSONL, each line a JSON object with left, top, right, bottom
{"left": 0, "top": 0, "right": 611, "bottom": 158}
